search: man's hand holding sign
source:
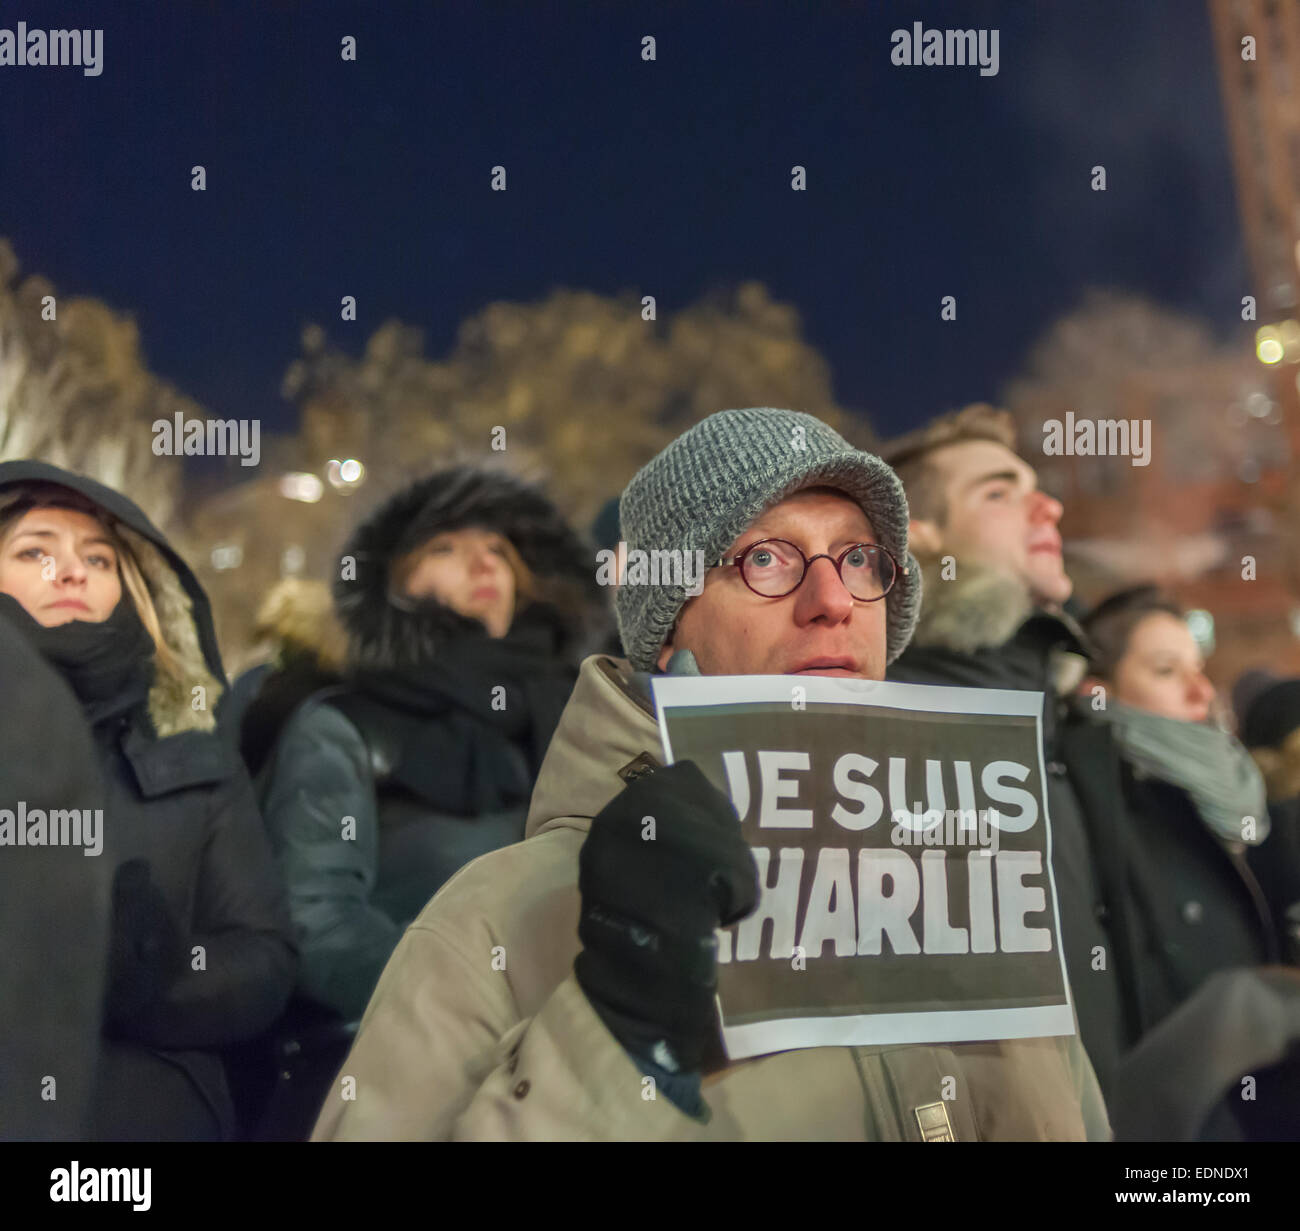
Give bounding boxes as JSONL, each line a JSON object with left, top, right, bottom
{"left": 575, "top": 760, "right": 759, "bottom": 1076}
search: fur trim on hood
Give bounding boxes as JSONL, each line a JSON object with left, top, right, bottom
{"left": 0, "top": 461, "right": 226, "bottom": 737}
{"left": 333, "top": 464, "right": 609, "bottom": 672}
{"left": 908, "top": 551, "right": 1036, "bottom": 654}
{"left": 906, "top": 551, "right": 1090, "bottom": 696}
{"left": 252, "top": 577, "right": 348, "bottom": 673}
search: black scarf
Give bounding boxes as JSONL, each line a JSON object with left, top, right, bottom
{"left": 0, "top": 592, "right": 155, "bottom": 725}
{"left": 343, "top": 608, "right": 575, "bottom": 816}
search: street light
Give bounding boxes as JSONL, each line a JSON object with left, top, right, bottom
{"left": 1256, "top": 326, "right": 1284, "bottom": 364}
{"left": 327, "top": 458, "right": 366, "bottom": 489}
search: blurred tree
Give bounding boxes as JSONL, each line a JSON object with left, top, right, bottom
{"left": 1003, "top": 289, "right": 1217, "bottom": 427}
{"left": 1001, "top": 288, "right": 1300, "bottom": 685}
{"left": 281, "top": 281, "right": 865, "bottom": 525}
{"left": 1002, "top": 289, "right": 1273, "bottom": 499}
{"left": 1009, "top": 289, "right": 1214, "bottom": 384}
{"left": 0, "top": 238, "right": 194, "bottom": 528}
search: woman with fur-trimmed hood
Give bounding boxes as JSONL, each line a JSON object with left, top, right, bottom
{"left": 252, "top": 464, "right": 605, "bottom": 1027}
{"left": 0, "top": 461, "right": 296, "bottom": 1141}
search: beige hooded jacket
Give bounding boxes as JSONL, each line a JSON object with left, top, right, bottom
{"left": 312, "top": 654, "right": 1110, "bottom": 1141}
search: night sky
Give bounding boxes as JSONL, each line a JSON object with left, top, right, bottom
{"left": 0, "top": 0, "right": 1247, "bottom": 444}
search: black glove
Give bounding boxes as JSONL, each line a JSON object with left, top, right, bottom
{"left": 104, "top": 859, "right": 188, "bottom": 1030}
{"left": 575, "top": 759, "right": 759, "bottom": 1074}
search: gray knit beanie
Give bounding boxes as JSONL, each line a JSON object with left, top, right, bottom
{"left": 616, "top": 407, "right": 922, "bottom": 671}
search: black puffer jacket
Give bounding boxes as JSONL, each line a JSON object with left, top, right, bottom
{"left": 0, "top": 461, "right": 297, "bottom": 1141}
{"left": 250, "top": 465, "right": 608, "bottom": 1022}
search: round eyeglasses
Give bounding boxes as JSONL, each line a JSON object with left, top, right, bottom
{"left": 716, "top": 538, "right": 899, "bottom": 602}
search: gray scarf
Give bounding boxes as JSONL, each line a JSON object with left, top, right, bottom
{"left": 1096, "top": 701, "right": 1270, "bottom": 845}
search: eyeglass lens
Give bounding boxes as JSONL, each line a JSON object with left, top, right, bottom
{"left": 741, "top": 539, "right": 895, "bottom": 600}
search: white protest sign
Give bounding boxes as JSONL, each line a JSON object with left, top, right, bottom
{"left": 651, "top": 674, "right": 1075, "bottom": 1062}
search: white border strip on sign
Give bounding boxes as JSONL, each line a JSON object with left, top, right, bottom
{"left": 722, "top": 1002, "right": 1076, "bottom": 1062}
{"left": 652, "top": 674, "right": 1044, "bottom": 784}
{"left": 651, "top": 673, "right": 1043, "bottom": 718}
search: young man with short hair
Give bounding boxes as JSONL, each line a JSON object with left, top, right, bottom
{"left": 884, "top": 404, "right": 1131, "bottom": 1100}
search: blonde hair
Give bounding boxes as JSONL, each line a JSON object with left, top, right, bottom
{"left": 253, "top": 577, "right": 348, "bottom": 671}
{"left": 0, "top": 487, "right": 185, "bottom": 688}
{"left": 116, "top": 536, "right": 185, "bottom": 685}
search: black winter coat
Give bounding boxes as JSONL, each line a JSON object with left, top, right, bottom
{"left": 0, "top": 619, "right": 112, "bottom": 1140}
{"left": 1100, "top": 750, "right": 1279, "bottom": 1030}
{"left": 1250, "top": 797, "right": 1300, "bottom": 958}
{"left": 86, "top": 707, "right": 297, "bottom": 1140}
{"left": 0, "top": 461, "right": 297, "bottom": 1141}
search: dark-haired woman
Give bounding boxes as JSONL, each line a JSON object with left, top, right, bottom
{"left": 1078, "top": 586, "right": 1286, "bottom": 1036}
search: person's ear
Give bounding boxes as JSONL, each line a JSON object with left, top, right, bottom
{"left": 655, "top": 633, "right": 675, "bottom": 672}
{"left": 908, "top": 518, "right": 942, "bottom": 556}
{"left": 1079, "top": 673, "right": 1106, "bottom": 700}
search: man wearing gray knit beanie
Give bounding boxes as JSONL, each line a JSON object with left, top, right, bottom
{"left": 315, "top": 408, "right": 1108, "bottom": 1143}
{"left": 614, "top": 406, "right": 921, "bottom": 675}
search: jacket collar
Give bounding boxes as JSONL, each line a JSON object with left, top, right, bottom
{"left": 524, "top": 654, "right": 661, "bottom": 840}
{"left": 119, "top": 721, "right": 234, "bottom": 798}
{"left": 900, "top": 554, "right": 1090, "bottom": 696}
{"left": 909, "top": 554, "right": 1037, "bottom": 654}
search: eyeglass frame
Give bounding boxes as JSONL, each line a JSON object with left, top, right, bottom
{"left": 714, "top": 537, "right": 901, "bottom": 602}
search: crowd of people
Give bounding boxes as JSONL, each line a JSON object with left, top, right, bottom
{"left": 1, "top": 404, "right": 1298, "bottom": 1142}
